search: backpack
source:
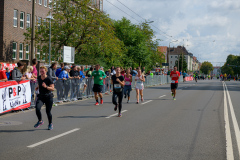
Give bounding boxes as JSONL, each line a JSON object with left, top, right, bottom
{"left": 9, "top": 70, "right": 13, "bottom": 80}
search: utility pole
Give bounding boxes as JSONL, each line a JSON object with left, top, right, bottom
{"left": 30, "top": 0, "right": 35, "bottom": 64}
{"left": 182, "top": 52, "right": 183, "bottom": 71}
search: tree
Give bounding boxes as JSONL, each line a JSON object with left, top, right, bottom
{"left": 175, "top": 54, "right": 187, "bottom": 72}
{"left": 113, "top": 17, "right": 164, "bottom": 71}
{"left": 24, "top": 0, "right": 125, "bottom": 68}
{"left": 221, "top": 54, "right": 240, "bottom": 76}
{"left": 200, "top": 61, "right": 213, "bottom": 74}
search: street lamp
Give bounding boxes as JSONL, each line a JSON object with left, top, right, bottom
{"left": 46, "top": 13, "right": 54, "bottom": 66}
{"left": 168, "top": 40, "right": 178, "bottom": 71}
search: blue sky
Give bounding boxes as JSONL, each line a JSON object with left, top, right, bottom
{"left": 104, "top": 0, "right": 240, "bottom": 66}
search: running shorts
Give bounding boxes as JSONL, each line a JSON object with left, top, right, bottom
{"left": 171, "top": 83, "right": 178, "bottom": 90}
{"left": 93, "top": 84, "right": 103, "bottom": 93}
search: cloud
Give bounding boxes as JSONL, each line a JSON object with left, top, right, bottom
{"left": 104, "top": 0, "right": 240, "bottom": 65}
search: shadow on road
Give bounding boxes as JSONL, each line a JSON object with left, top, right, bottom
{"left": 0, "top": 130, "right": 36, "bottom": 133}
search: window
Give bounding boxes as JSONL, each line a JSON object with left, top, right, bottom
{"left": 39, "top": 0, "right": 42, "bottom": 5}
{"left": 171, "top": 56, "right": 172, "bottom": 58}
{"left": 44, "top": 0, "right": 47, "bottom": 7}
{"left": 26, "top": 44, "right": 29, "bottom": 60}
{"left": 49, "top": 0, "right": 52, "bottom": 9}
{"left": 38, "top": 17, "right": 42, "bottom": 30}
{"left": 12, "top": 42, "right": 17, "bottom": 59}
{"left": 13, "top": 10, "right": 18, "bottom": 27}
{"left": 20, "top": 12, "right": 24, "bottom": 29}
{"left": 26, "top": 14, "right": 31, "bottom": 28}
{"left": 175, "top": 56, "right": 177, "bottom": 58}
{"left": 19, "top": 43, "right": 23, "bottom": 60}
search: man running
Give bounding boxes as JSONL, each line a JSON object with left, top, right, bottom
{"left": 92, "top": 64, "right": 106, "bottom": 105}
{"left": 195, "top": 72, "right": 198, "bottom": 82}
{"left": 111, "top": 67, "right": 125, "bottom": 117}
{"left": 170, "top": 66, "right": 180, "bottom": 100}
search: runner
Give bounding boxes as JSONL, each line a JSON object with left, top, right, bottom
{"left": 183, "top": 71, "right": 186, "bottom": 82}
{"left": 170, "top": 66, "right": 180, "bottom": 100}
{"left": 124, "top": 68, "right": 132, "bottom": 103}
{"left": 92, "top": 64, "right": 106, "bottom": 105}
{"left": 195, "top": 72, "right": 198, "bottom": 82}
{"left": 135, "top": 68, "right": 145, "bottom": 104}
{"left": 34, "top": 66, "right": 55, "bottom": 130}
{"left": 111, "top": 67, "right": 125, "bottom": 117}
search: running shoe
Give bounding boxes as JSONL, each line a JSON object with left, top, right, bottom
{"left": 171, "top": 93, "right": 174, "bottom": 97}
{"left": 141, "top": 98, "right": 144, "bottom": 102}
{"left": 127, "top": 100, "right": 130, "bottom": 103}
{"left": 100, "top": 99, "right": 103, "bottom": 104}
{"left": 118, "top": 113, "right": 122, "bottom": 117}
{"left": 124, "top": 95, "right": 126, "bottom": 99}
{"left": 95, "top": 102, "right": 99, "bottom": 106}
{"left": 48, "top": 124, "right": 53, "bottom": 130}
{"left": 136, "top": 101, "right": 139, "bottom": 104}
{"left": 114, "top": 105, "right": 117, "bottom": 111}
{"left": 173, "top": 97, "right": 176, "bottom": 100}
{"left": 34, "top": 121, "right": 44, "bottom": 128}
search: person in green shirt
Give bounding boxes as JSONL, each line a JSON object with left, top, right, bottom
{"left": 84, "top": 65, "right": 89, "bottom": 72}
{"left": 92, "top": 64, "right": 106, "bottom": 105}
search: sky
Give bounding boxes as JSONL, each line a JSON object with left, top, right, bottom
{"left": 103, "top": 0, "right": 240, "bottom": 66}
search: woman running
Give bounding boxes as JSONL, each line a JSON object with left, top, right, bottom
{"left": 34, "top": 66, "right": 55, "bottom": 130}
{"left": 124, "top": 68, "right": 132, "bottom": 103}
{"left": 135, "top": 68, "right": 145, "bottom": 104}
{"left": 111, "top": 67, "right": 125, "bottom": 117}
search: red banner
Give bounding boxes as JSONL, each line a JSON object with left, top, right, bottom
{"left": 185, "top": 77, "right": 193, "bottom": 81}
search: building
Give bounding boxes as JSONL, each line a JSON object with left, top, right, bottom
{"left": 212, "top": 66, "right": 221, "bottom": 76}
{"left": 0, "top": 0, "right": 103, "bottom": 64}
{"left": 168, "top": 46, "right": 196, "bottom": 71}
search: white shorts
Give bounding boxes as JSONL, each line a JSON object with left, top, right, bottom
{"left": 136, "top": 83, "right": 144, "bottom": 90}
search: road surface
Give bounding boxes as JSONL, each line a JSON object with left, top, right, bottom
{"left": 0, "top": 79, "right": 240, "bottom": 160}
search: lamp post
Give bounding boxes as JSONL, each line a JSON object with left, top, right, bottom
{"left": 46, "top": 13, "right": 53, "bottom": 66}
{"left": 30, "top": 0, "right": 35, "bottom": 64}
{"left": 168, "top": 40, "right": 178, "bottom": 71}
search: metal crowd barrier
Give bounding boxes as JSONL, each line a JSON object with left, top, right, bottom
{"left": 28, "top": 75, "right": 183, "bottom": 107}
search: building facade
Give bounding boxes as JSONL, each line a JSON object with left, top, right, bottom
{"left": 0, "top": 0, "right": 103, "bottom": 64}
{"left": 168, "top": 46, "right": 198, "bottom": 71}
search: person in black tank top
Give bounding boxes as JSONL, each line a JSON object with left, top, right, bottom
{"left": 34, "top": 66, "right": 55, "bottom": 130}
{"left": 111, "top": 67, "right": 125, "bottom": 117}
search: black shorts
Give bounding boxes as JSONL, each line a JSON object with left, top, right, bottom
{"left": 183, "top": 76, "right": 185, "bottom": 78}
{"left": 93, "top": 84, "right": 103, "bottom": 93}
{"left": 171, "top": 83, "right": 178, "bottom": 90}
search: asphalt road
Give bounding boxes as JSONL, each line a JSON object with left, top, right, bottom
{"left": 0, "top": 79, "right": 239, "bottom": 160}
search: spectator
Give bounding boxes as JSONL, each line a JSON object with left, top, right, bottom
{"left": 70, "top": 65, "right": 80, "bottom": 101}
{"left": 79, "top": 66, "right": 87, "bottom": 96}
{"left": 56, "top": 63, "right": 64, "bottom": 77}
{"left": 31, "top": 59, "right": 38, "bottom": 79}
{"left": 86, "top": 67, "right": 93, "bottom": 77}
{"left": 25, "top": 66, "right": 35, "bottom": 80}
{"left": 131, "top": 68, "right": 137, "bottom": 76}
{"left": 5, "top": 67, "right": 10, "bottom": 80}
{"left": 47, "top": 62, "right": 58, "bottom": 80}
{"left": 12, "top": 61, "right": 25, "bottom": 81}
{"left": 142, "top": 67, "right": 146, "bottom": 75}
{"left": 58, "top": 66, "right": 69, "bottom": 79}
{"left": 0, "top": 63, "right": 7, "bottom": 81}
{"left": 84, "top": 65, "right": 89, "bottom": 72}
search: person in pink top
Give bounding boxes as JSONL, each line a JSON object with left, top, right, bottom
{"left": 124, "top": 68, "right": 132, "bottom": 103}
{"left": 31, "top": 59, "right": 38, "bottom": 102}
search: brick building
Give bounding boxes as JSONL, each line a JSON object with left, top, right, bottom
{"left": 0, "top": 0, "right": 103, "bottom": 64}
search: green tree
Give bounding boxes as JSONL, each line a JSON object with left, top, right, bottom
{"left": 24, "top": 0, "right": 125, "bottom": 68}
{"left": 200, "top": 61, "right": 213, "bottom": 74}
{"left": 221, "top": 54, "right": 240, "bottom": 76}
{"left": 175, "top": 54, "right": 187, "bottom": 72}
{"left": 113, "top": 17, "right": 164, "bottom": 71}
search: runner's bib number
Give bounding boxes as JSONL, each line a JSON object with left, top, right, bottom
{"left": 114, "top": 84, "right": 121, "bottom": 89}
{"left": 125, "top": 81, "right": 130, "bottom": 85}
{"left": 137, "top": 80, "right": 142, "bottom": 83}
{"left": 171, "top": 80, "right": 176, "bottom": 83}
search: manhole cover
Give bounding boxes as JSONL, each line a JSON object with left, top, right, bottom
{"left": 0, "top": 121, "right": 22, "bottom": 126}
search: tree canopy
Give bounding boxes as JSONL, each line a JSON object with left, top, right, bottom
{"left": 200, "top": 61, "right": 213, "bottom": 74}
{"left": 221, "top": 54, "right": 240, "bottom": 75}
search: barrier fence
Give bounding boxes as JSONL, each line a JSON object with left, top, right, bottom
{"left": 1, "top": 75, "right": 185, "bottom": 114}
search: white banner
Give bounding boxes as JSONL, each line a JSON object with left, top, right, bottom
{"left": 0, "top": 81, "right": 31, "bottom": 114}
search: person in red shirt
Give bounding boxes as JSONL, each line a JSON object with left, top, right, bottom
{"left": 170, "top": 66, "right": 180, "bottom": 100}
{"left": 0, "top": 63, "right": 7, "bottom": 81}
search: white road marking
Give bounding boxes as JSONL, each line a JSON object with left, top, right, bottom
{"left": 224, "top": 82, "right": 240, "bottom": 158}
{"left": 105, "top": 110, "right": 128, "bottom": 119}
{"left": 159, "top": 95, "right": 166, "bottom": 98}
{"left": 223, "top": 82, "right": 234, "bottom": 160}
{"left": 27, "top": 128, "right": 80, "bottom": 148}
{"left": 141, "top": 100, "right": 153, "bottom": 105}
